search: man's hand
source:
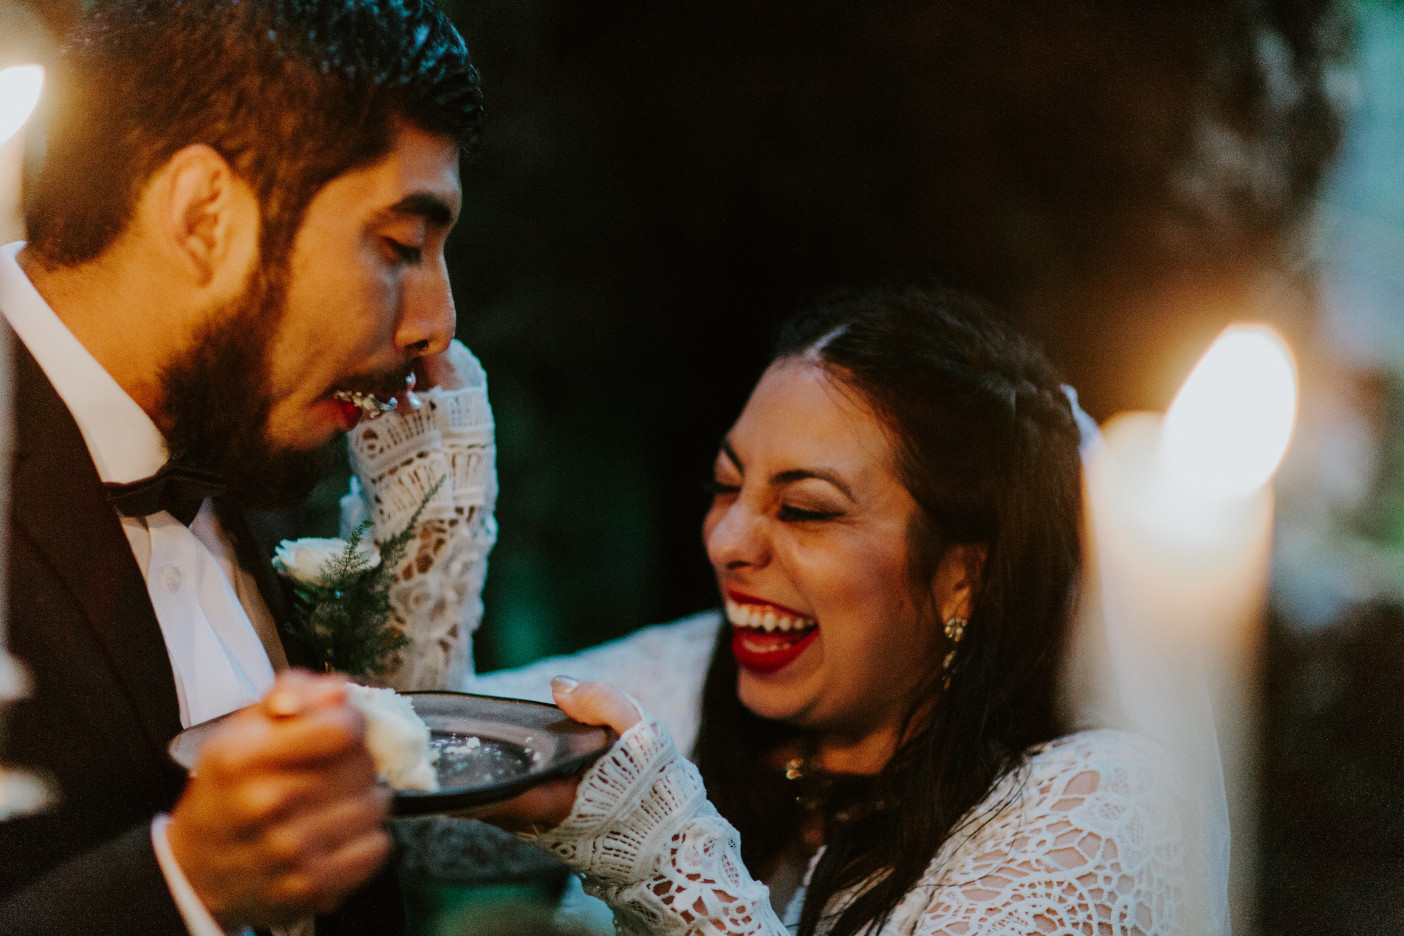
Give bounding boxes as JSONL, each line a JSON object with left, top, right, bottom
{"left": 166, "top": 670, "right": 392, "bottom": 929}
{"left": 468, "top": 677, "right": 641, "bottom": 835}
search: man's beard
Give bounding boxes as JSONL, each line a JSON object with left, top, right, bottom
{"left": 158, "top": 269, "right": 332, "bottom": 508}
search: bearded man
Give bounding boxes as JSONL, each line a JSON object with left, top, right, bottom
{"left": 0, "top": 0, "right": 487, "bottom": 933}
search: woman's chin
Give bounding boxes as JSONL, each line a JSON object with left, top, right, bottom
{"left": 735, "top": 669, "right": 820, "bottom": 725}
{"left": 737, "top": 685, "right": 804, "bottom": 725}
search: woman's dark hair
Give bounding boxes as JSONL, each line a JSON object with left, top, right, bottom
{"left": 25, "top": 0, "right": 482, "bottom": 270}
{"left": 693, "top": 288, "right": 1084, "bottom": 936}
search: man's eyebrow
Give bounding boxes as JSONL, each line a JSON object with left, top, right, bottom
{"left": 720, "top": 440, "right": 742, "bottom": 470}
{"left": 376, "top": 192, "right": 457, "bottom": 226}
{"left": 771, "top": 468, "right": 855, "bottom": 502}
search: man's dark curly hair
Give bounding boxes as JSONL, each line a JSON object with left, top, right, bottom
{"left": 24, "top": 0, "right": 483, "bottom": 269}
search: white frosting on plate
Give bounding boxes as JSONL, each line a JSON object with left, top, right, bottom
{"left": 344, "top": 684, "right": 440, "bottom": 791}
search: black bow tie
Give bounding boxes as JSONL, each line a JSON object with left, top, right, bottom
{"left": 103, "top": 461, "right": 227, "bottom": 526}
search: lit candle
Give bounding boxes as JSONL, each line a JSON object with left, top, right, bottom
{"left": 0, "top": 62, "right": 49, "bottom": 819}
{"left": 1087, "top": 325, "right": 1297, "bottom": 649}
{"left": 0, "top": 65, "right": 45, "bottom": 244}
{"left": 1078, "top": 324, "right": 1298, "bottom": 934}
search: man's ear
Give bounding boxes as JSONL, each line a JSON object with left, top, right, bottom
{"left": 152, "top": 144, "right": 258, "bottom": 285}
{"left": 934, "top": 543, "right": 986, "bottom": 623}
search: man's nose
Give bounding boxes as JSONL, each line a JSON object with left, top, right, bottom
{"left": 396, "top": 256, "right": 456, "bottom": 357}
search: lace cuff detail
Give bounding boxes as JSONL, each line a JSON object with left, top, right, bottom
{"left": 345, "top": 341, "right": 495, "bottom": 535}
{"left": 342, "top": 340, "right": 498, "bottom": 690}
{"left": 523, "top": 714, "right": 784, "bottom": 935}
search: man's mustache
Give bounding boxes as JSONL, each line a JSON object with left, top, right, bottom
{"left": 341, "top": 365, "right": 415, "bottom": 400}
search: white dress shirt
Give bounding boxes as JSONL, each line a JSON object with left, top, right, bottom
{"left": 0, "top": 242, "right": 292, "bottom": 936}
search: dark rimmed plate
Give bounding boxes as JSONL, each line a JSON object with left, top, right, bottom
{"left": 168, "top": 690, "right": 616, "bottom": 816}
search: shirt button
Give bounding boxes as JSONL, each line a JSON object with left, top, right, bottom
{"left": 161, "top": 566, "right": 183, "bottom": 592}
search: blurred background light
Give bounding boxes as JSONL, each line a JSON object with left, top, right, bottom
{"left": 1160, "top": 324, "right": 1299, "bottom": 502}
{"left": 0, "top": 65, "right": 42, "bottom": 147}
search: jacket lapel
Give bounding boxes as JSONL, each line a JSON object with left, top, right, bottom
{"left": 215, "top": 501, "right": 316, "bottom": 670}
{"left": 10, "top": 339, "right": 183, "bottom": 748}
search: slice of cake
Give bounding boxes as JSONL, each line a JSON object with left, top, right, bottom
{"left": 344, "top": 684, "right": 440, "bottom": 792}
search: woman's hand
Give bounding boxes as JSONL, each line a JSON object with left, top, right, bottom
{"left": 462, "top": 676, "right": 643, "bottom": 834}
{"left": 390, "top": 346, "right": 469, "bottom": 411}
{"left": 549, "top": 675, "right": 643, "bottom": 733}
{"left": 411, "top": 348, "right": 467, "bottom": 393}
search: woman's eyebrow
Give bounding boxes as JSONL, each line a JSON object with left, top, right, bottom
{"left": 770, "top": 468, "right": 855, "bottom": 503}
{"left": 720, "top": 441, "right": 855, "bottom": 502}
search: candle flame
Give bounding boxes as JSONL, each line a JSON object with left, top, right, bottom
{"left": 1158, "top": 324, "right": 1297, "bottom": 501}
{"left": 0, "top": 65, "right": 44, "bottom": 148}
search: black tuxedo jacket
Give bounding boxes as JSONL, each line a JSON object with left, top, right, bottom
{"left": 0, "top": 339, "right": 404, "bottom": 935}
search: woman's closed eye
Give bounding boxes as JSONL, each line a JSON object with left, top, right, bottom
{"left": 777, "top": 503, "right": 844, "bottom": 523}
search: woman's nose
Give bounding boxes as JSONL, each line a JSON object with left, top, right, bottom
{"left": 705, "top": 501, "right": 770, "bottom": 571}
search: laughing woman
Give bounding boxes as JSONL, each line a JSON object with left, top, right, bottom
{"left": 448, "top": 288, "right": 1186, "bottom": 936}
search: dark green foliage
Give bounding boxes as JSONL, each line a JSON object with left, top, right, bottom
{"left": 281, "top": 477, "right": 445, "bottom": 676}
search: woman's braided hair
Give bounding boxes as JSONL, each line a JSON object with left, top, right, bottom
{"left": 693, "top": 287, "right": 1084, "bottom": 936}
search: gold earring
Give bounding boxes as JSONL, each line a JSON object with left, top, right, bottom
{"left": 942, "top": 615, "right": 967, "bottom": 683}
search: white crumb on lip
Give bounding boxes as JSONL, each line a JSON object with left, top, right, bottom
{"left": 332, "top": 389, "right": 398, "bottom": 414}
{"left": 344, "top": 684, "right": 439, "bottom": 792}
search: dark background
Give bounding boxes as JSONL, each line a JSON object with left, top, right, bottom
{"left": 6, "top": 0, "right": 1348, "bottom": 668}
{"left": 425, "top": 0, "right": 1348, "bottom": 669}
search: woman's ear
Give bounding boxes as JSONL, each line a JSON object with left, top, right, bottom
{"left": 934, "top": 543, "right": 986, "bottom": 623}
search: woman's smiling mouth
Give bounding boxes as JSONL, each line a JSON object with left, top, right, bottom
{"left": 725, "top": 595, "right": 818, "bottom": 674}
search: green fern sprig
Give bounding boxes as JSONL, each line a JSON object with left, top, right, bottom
{"left": 280, "top": 476, "right": 446, "bottom": 676}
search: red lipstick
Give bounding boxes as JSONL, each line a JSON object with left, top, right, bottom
{"left": 731, "top": 626, "right": 817, "bottom": 674}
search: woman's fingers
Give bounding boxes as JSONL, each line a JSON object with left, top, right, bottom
{"left": 550, "top": 676, "right": 642, "bottom": 733}
{"left": 468, "top": 678, "right": 641, "bottom": 834}
{"left": 413, "top": 349, "right": 467, "bottom": 391}
{"left": 460, "top": 775, "right": 580, "bottom": 833}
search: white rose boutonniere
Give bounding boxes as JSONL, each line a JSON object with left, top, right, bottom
{"left": 274, "top": 477, "right": 443, "bottom": 676}
{"left": 274, "top": 537, "right": 381, "bottom": 587}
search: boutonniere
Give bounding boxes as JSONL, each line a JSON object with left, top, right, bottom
{"left": 273, "top": 478, "right": 443, "bottom": 676}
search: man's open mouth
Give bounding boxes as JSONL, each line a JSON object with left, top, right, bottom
{"left": 330, "top": 373, "right": 420, "bottom": 421}
{"left": 330, "top": 388, "right": 399, "bottom": 419}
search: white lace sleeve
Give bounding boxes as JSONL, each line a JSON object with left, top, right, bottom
{"left": 525, "top": 724, "right": 1183, "bottom": 936}
{"left": 391, "top": 613, "right": 722, "bottom": 886}
{"left": 521, "top": 711, "right": 787, "bottom": 936}
{"left": 339, "top": 339, "right": 498, "bottom": 691}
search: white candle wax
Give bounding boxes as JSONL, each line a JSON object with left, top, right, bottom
{"left": 0, "top": 65, "right": 44, "bottom": 245}
{"left": 0, "top": 64, "right": 49, "bottom": 819}
{"left": 1078, "top": 323, "right": 1297, "bottom": 935}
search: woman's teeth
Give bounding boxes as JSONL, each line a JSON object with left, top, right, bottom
{"left": 725, "top": 598, "right": 816, "bottom": 633}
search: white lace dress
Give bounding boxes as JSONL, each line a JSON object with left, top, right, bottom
{"left": 349, "top": 352, "right": 1186, "bottom": 936}
{"left": 460, "top": 618, "right": 1183, "bottom": 935}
